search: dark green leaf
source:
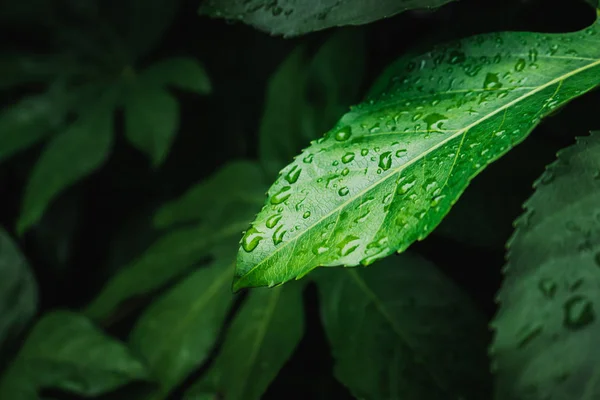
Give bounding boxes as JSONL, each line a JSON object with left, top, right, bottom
{"left": 491, "top": 132, "right": 600, "bottom": 400}
{"left": 235, "top": 18, "right": 600, "bottom": 290}
{"left": 0, "top": 311, "right": 147, "bottom": 398}
{"left": 0, "top": 84, "right": 71, "bottom": 163}
{"left": 124, "top": 85, "right": 179, "bottom": 167}
{"left": 141, "top": 57, "right": 212, "bottom": 95}
{"left": 316, "top": 254, "right": 491, "bottom": 399}
{"left": 0, "top": 227, "right": 37, "bottom": 355}
{"left": 0, "top": 54, "right": 79, "bottom": 90}
{"left": 259, "top": 29, "right": 366, "bottom": 178}
{"left": 17, "top": 88, "right": 117, "bottom": 234}
{"left": 85, "top": 161, "right": 266, "bottom": 321}
{"left": 125, "top": 0, "right": 180, "bottom": 58}
{"left": 129, "top": 244, "right": 236, "bottom": 397}
{"left": 186, "top": 282, "right": 304, "bottom": 400}
{"left": 199, "top": 0, "right": 454, "bottom": 37}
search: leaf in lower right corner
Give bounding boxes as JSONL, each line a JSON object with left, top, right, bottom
{"left": 185, "top": 282, "right": 305, "bottom": 400}
{"left": 490, "top": 132, "right": 600, "bottom": 400}
{"left": 316, "top": 254, "right": 491, "bottom": 399}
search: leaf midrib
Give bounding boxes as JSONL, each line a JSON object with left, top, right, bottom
{"left": 239, "top": 56, "right": 600, "bottom": 281}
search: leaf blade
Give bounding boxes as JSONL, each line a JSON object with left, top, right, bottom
{"left": 316, "top": 254, "right": 491, "bottom": 399}
{"left": 141, "top": 57, "right": 212, "bottom": 95}
{"left": 235, "top": 19, "right": 600, "bottom": 290}
{"left": 490, "top": 132, "right": 600, "bottom": 400}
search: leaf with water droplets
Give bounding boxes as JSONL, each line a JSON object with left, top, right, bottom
{"left": 315, "top": 254, "right": 490, "bottom": 399}
{"left": 258, "top": 29, "right": 365, "bottom": 178}
{"left": 85, "top": 161, "right": 267, "bottom": 321}
{"left": 491, "top": 132, "right": 600, "bottom": 400}
{"left": 185, "top": 282, "right": 304, "bottom": 400}
{"left": 0, "top": 311, "right": 148, "bottom": 398}
{"left": 128, "top": 243, "right": 237, "bottom": 397}
{"left": 199, "top": 0, "right": 454, "bottom": 37}
{"left": 236, "top": 18, "right": 600, "bottom": 290}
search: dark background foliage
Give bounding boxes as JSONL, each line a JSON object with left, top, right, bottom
{"left": 0, "top": 0, "right": 598, "bottom": 398}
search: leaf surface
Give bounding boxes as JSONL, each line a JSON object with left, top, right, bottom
{"left": 85, "top": 161, "right": 267, "bottom": 321}
{"left": 185, "top": 282, "right": 304, "bottom": 400}
{"left": 0, "top": 227, "right": 37, "bottom": 355}
{"left": 199, "top": 0, "right": 454, "bottom": 37}
{"left": 129, "top": 244, "right": 237, "bottom": 397}
{"left": 259, "top": 29, "right": 365, "bottom": 178}
{"left": 235, "top": 19, "right": 600, "bottom": 290}
{"left": 124, "top": 84, "right": 179, "bottom": 166}
{"left": 141, "top": 57, "right": 212, "bottom": 95}
{"left": 17, "top": 89, "right": 117, "bottom": 234}
{"left": 491, "top": 132, "right": 600, "bottom": 400}
{"left": 316, "top": 254, "right": 491, "bottom": 399}
{"left": 0, "top": 311, "right": 147, "bottom": 398}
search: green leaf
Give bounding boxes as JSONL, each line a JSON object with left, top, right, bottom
{"left": 124, "top": 0, "right": 180, "bottom": 58}
{"left": 316, "top": 254, "right": 491, "bottom": 399}
{"left": 0, "top": 227, "right": 37, "bottom": 355}
{"left": 129, "top": 244, "right": 237, "bottom": 397}
{"left": 490, "top": 132, "right": 600, "bottom": 400}
{"left": 141, "top": 57, "right": 212, "bottom": 95}
{"left": 185, "top": 282, "right": 304, "bottom": 400}
{"left": 199, "top": 0, "right": 454, "bottom": 37}
{"left": 85, "top": 161, "right": 266, "bottom": 321}
{"left": 124, "top": 85, "right": 179, "bottom": 167}
{"left": 259, "top": 29, "right": 366, "bottom": 178}
{"left": 0, "top": 84, "right": 71, "bottom": 163}
{"left": 0, "top": 311, "right": 147, "bottom": 398}
{"left": 17, "top": 89, "right": 117, "bottom": 234}
{"left": 234, "top": 18, "right": 600, "bottom": 290}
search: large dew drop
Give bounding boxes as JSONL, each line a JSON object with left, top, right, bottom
{"left": 271, "top": 186, "right": 292, "bottom": 204}
{"left": 241, "top": 226, "right": 263, "bottom": 252}
{"left": 378, "top": 151, "right": 392, "bottom": 171}
{"left": 334, "top": 126, "right": 352, "bottom": 141}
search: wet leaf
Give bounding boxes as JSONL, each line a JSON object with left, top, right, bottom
{"left": 0, "top": 227, "right": 37, "bottom": 356}
{"left": 316, "top": 254, "right": 491, "bottom": 399}
{"left": 235, "top": 18, "right": 600, "bottom": 290}
{"left": 141, "top": 57, "right": 212, "bottom": 95}
{"left": 85, "top": 161, "right": 267, "bottom": 321}
{"left": 185, "top": 282, "right": 304, "bottom": 400}
{"left": 0, "top": 311, "right": 147, "bottom": 398}
{"left": 259, "top": 29, "right": 366, "bottom": 178}
{"left": 199, "top": 0, "right": 454, "bottom": 37}
{"left": 17, "top": 88, "right": 118, "bottom": 234}
{"left": 129, "top": 244, "right": 237, "bottom": 397}
{"left": 491, "top": 132, "right": 600, "bottom": 400}
{"left": 124, "top": 85, "right": 179, "bottom": 167}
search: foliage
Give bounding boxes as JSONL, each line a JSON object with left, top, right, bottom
{"left": 1, "top": 0, "right": 600, "bottom": 399}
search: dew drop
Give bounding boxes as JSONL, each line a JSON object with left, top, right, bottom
{"left": 241, "top": 227, "right": 263, "bottom": 252}
{"left": 354, "top": 210, "right": 370, "bottom": 223}
{"left": 361, "top": 149, "right": 369, "bottom": 156}
{"left": 342, "top": 152, "right": 355, "bottom": 163}
{"left": 563, "top": 295, "right": 595, "bottom": 330}
{"left": 265, "top": 214, "right": 282, "bottom": 229}
{"left": 285, "top": 165, "right": 301, "bottom": 184}
{"left": 271, "top": 186, "right": 292, "bottom": 204}
{"left": 483, "top": 73, "right": 503, "bottom": 90}
{"left": 338, "top": 186, "right": 350, "bottom": 196}
{"left": 378, "top": 151, "right": 393, "bottom": 171}
{"left": 303, "top": 153, "right": 314, "bottom": 163}
{"left": 397, "top": 178, "right": 417, "bottom": 195}
{"left": 514, "top": 58, "right": 526, "bottom": 72}
{"left": 538, "top": 279, "right": 557, "bottom": 299}
{"left": 341, "top": 168, "right": 349, "bottom": 176}
{"left": 337, "top": 235, "right": 360, "bottom": 256}
{"left": 312, "top": 243, "right": 329, "bottom": 255}
{"left": 334, "top": 126, "right": 352, "bottom": 141}
{"left": 448, "top": 50, "right": 466, "bottom": 65}
{"left": 594, "top": 252, "right": 600, "bottom": 267}
{"left": 272, "top": 225, "right": 287, "bottom": 245}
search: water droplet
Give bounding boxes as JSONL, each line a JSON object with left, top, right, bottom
{"left": 241, "top": 227, "right": 263, "bottom": 252}
{"left": 265, "top": 214, "right": 282, "bottom": 229}
{"left": 538, "top": 279, "right": 557, "bottom": 299}
{"left": 272, "top": 225, "right": 287, "bottom": 245}
{"left": 285, "top": 165, "right": 301, "bottom": 184}
{"left": 338, "top": 187, "right": 350, "bottom": 196}
{"left": 397, "top": 178, "right": 417, "bottom": 195}
{"left": 303, "top": 154, "right": 314, "bottom": 163}
{"left": 395, "top": 149, "right": 407, "bottom": 157}
{"left": 448, "top": 50, "right": 466, "bottom": 65}
{"left": 594, "top": 252, "right": 600, "bottom": 267}
{"left": 424, "top": 113, "right": 448, "bottom": 132}
{"left": 514, "top": 58, "right": 526, "bottom": 72}
{"left": 334, "top": 126, "right": 352, "bottom": 141}
{"left": 332, "top": 160, "right": 339, "bottom": 166}
{"left": 354, "top": 210, "right": 370, "bottom": 223}
{"left": 342, "top": 152, "right": 355, "bottom": 163}
{"left": 312, "top": 243, "right": 329, "bottom": 255}
{"left": 361, "top": 149, "right": 369, "bottom": 156}
{"left": 341, "top": 168, "right": 349, "bottom": 176}
{"left": 540, "top": 171, "right": 554, "bottom": 185}
{"left": 303, "top": 211, "right": 311, "bottom": 219}
{"left": 431, "top": 194, "right": 446, "bottom": 207}
{"left": 271, "top": 186, "right": 292, "bottom": 204}
{"left": 337, "top": 235, "right": 360, "bottom": 256}
{"left": 483, "top": 73, "right": 503, "bottom": 90}
{"left": 378, "top": 151, "right": 392, "bottom": 171}
{"left": 563, "top": 296, "right": 595, "bottom": 330}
